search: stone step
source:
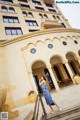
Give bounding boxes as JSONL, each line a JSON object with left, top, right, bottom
{"left": 55, "top": 111, "right": 80, "bottom": 120}
{"left": 40, "top": 104, "right": 80, "bottom": 120}
{"left": 24, "top": 110, "right": 33, "bottom": 120}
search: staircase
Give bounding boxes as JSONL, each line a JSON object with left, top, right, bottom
{"left": 40, "top": 104, "right": 80, "bottom": 120}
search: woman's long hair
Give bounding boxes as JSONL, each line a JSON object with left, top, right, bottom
{"left": 41, "top": 75, "right": 46, "bottom": 81}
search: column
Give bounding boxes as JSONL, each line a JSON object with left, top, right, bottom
{"left": 28, "top": 71, "right": 38, "bottom": 94}
{"left": 47, "top": 65, "right": 60, "bottom": 91}
{"left": 78, "top": 59, "right": 80, "bottom": 75}
{"left": 64, "top": 62, "right": 76, "bottom": 84}
{"left": 78, "top": 59, "right": 80, "bottom": 64}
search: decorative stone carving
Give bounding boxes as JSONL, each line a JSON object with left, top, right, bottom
{"left": 28, "top": 90, "right": 37, "bottom": 103}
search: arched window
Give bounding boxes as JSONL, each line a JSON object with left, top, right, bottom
{"left": 22, "top": 11, "right": 27, "bottom": 16}
{"left": 1, "top": 6, "right": 7, "bottom": 12}
{"left": 28, "top": 12, "right": 33, "bottom": 17}
{"left": 39, "top": 13, "right": 43, "bottom": 18}
{"left": 52, "top": 15, "right": 56, "bottom": 19}
{"left": 61, "top": 23, "right": 66, "bottom": 28}
{"left": 44, "top": 14, "right": 48, "bottom": 18}
{"left": 9, "top": 7, "right": 15, "bottom": 12}
{"left": 57, "top": 16, "right": 60, "bottom": 20}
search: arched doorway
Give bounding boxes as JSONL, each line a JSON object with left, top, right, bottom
{"left": 50, "top": 55, "right": 72, "bottom": 87}
{"left": 66, "top": 52, "right": 80, "bottom": 75}
{"left": 32, "top": 61, "right": 54, "bottom": 93}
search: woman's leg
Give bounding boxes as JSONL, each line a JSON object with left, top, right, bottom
{"left": 54, "top": 101, "right": 61, "bottom": 111}
{"left": 49, "top": 105, "right": 54, "bottom": 111}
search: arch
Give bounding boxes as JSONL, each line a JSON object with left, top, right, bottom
{"left": 66, "top": 52, "right": 80, "bottom": 75}
{"left": 66, "top": 36, "right": 72, "bottom": 41}
{"left": 28, "top": 12, "right": 33, "bottom": 17}
{"left": 39, "top": 13, "right": 43, "bottom": 18}
{"left": 52, "top": 37, "right": 60, "bottom": 41}
{"left": 45, "top": 38, "right": 53, "bottom": 43}
{"left": 9, "top": 7, "right": 15, "bottom": 12}
{"left": 27, "top": 43, "right": 35, "bottom": 48}
{"left": 72, "top": 36, "right": 78, "bottom": 40}
{"left": 22, "top": 11, "right": 27, "bottom": 16}
{"left": 31, "top": 59, "right": 46, "bottom": 70}
{"left": 66, "top": 52, "right": 77, "bottom": 60}
{"left": 60, "top": 36, "right": 67, "bottom": 41}
{"left": 50, "top": 55, "right": 72, "bottom": 87}
{"left": 77, "top": 36, "right": 80, "bottom": 40}
{"left": 56, "top": 16, "right": 60, "bottom": 20}
{"left": 50, "top": 54, "right": 64, "bottom": 64}
{"left": 78, "top": 50, "right": 80, "bottom": 56}
{"left": 44, "top": 14, "right": 48, "bottom": 18}
{"left": 1, "top": 6, "right": 7, "bottom": 12}
{"left": 52, "top": 15, "right": 56, "bottom": 19}
{"left": 36, "top": 40, "right": 43, "bottom": 45}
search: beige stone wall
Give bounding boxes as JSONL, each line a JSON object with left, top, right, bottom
{"left": 0, "top": 29, "right": 80, "bottom": 108}
{"left": 0, "top": 47, "right": 9, "bottom": 87}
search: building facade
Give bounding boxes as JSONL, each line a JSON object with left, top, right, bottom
{"left": 0, "top": 0, "right": 80, "bottom": 108}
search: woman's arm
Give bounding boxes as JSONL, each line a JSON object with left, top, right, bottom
{"left": 39, "top": 80, "right": 46, "bottom": 86}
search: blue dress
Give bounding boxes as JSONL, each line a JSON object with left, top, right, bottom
{"left": 40, "top": 83, "right": 55, "bottom": 105}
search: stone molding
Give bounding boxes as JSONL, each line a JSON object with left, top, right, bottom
{"left": 0, "top": 28, "right": 80, "bottom": 47}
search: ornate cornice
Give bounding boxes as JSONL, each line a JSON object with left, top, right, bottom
{"left": 0, "top": 28, "right": 80, "bottom": 47}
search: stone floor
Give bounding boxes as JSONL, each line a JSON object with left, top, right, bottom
{"left": 10, "top": 84, "right": 80, "bottom": 120}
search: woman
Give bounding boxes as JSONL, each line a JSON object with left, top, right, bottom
{"left": 39, "top": 76, "right": 61, "bottom": 112}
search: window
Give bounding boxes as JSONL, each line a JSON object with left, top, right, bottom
{"left": 22, "top": 11, "right": 27, "bottom": 16}
{"left": 48, "top": 9, "right": 56, "bottom": 12}
{"left": 39, "top": 13, "right": 43, "bottom": 18}
{"left": 3, "top": 16, "right": 19, "bottom": 23}
{"left": 35, "top": 6, "right": 44, "bottom": 11}
{"left": 0, "top": 0, "right": 13, "bottom": 3}
{"left": 20, "top": 4, "right": 30, "bottom": 9}
{"left": 45, "top": 3, "right": 53, "bottom": 7}
{"left": 5, "top": 27, "right": 23, "bottom": 35}
{"left": 30, "top": 48, "right": 36, "bottom": 54}
{"left": 61, "top": 23, "right": 66, "bottom": 28}
{"left": 28, "top": 12, "right": 33, "bottom": 17}
{"left": 57, "top": 16, "right": 60, "bottom": 20}
{"left": 18, "top": 0, "right": 27, "bottom": 2}
{"left": 62, "top": 41, "right": 67, "bottom": 45}
{"left": 32, "top": 0, "right": 41, "bottom": 5}
{"left": 1, "top": 6, "right": 7, "bottom": 12}
{"left": 44, "top": 14, "right": 48, "bottom": 18}
{"left": 9, "top": 7, "right": 15, "bottom": 12}
{"left": 26, "top": 20, "right": 38, "bottom": 26}
{"left": 29, "top": 29, "right": 39, "bottom": 32}
{"left": 48, "top": 44, "right": 53, "bottom": 49}
{"left": 74, "top": 40, "right": 78, "bottom": 44}
{"left": 53, "top": 15, "right": 56, "bottom": 19}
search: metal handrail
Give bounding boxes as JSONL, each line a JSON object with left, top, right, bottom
{"left": 32, "top": 94, "right": 47, "bottom": 120}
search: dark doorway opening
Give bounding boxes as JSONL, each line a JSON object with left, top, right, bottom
{"left": 44, "top": 68, "right": 55, "bottom": 90}
{"left": 33, "top": 75, "right": 42, "bottom": 93}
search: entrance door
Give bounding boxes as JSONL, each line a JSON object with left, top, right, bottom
{"left": 33, "top": 75, "right": 42, "bottom": 93}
